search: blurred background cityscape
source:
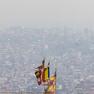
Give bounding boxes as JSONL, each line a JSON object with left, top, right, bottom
{"left": 0, "top": 26, "right": 94, "bottom": 94}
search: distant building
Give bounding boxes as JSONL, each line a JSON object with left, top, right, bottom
{"left": 74, "top": 76, "right": 94, "bottom": 94}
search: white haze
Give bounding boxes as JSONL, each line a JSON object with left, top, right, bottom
{"left": 0, "top": 0, "right": 94, "bottom": 27}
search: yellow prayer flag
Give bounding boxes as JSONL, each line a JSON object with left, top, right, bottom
{"left": 45, "top": 75, "right": 56, "bottom": 94}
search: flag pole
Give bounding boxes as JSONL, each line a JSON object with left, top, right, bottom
{"left": 55, "top": 63, "right": 57, "bottom": 94}
{"left": 43, "top": 58, "right": 46, "bottom": 93}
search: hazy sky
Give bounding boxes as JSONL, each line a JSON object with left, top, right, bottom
{"left": 0, "top": 0, "right": 94, "bottom": 27}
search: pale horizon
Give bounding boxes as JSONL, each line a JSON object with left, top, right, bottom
{"left": 0, "top": 0, "right": 94, "bottom": 27}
